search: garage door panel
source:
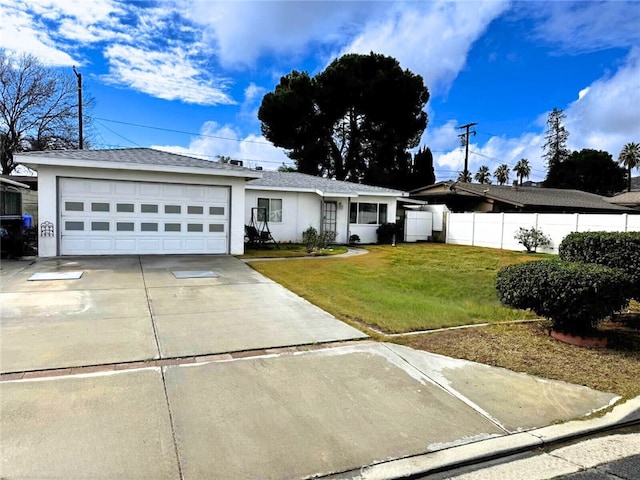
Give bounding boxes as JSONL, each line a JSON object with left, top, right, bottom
{"left": 60, "top": 179, "right": 229, "bottom": 255}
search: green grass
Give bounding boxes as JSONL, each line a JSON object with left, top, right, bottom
{"left": 249, "top": 243, "right": 553, "bottom": 333}
{"left": 239, "top": 243, "right": 349, "bottom": 259}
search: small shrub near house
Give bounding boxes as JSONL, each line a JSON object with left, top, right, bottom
{"left": 302, "top": 227, "right": 337, "bottom": 253}
{"left": 376, "top": 223, "right": 402, "bottom": 245}
{"left": 514, "top": 227, "right": 552, "bottom": 253}
{"left": 496, "top": 260, "right": 633, "bottom": 335}
{"left": 559, "top": 231, "right": 640, "bottom": 297}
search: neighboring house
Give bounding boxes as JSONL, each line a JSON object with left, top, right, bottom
{"left": 1, "top": 175, "right": 38, "bottom": 226}
{"left": 0, "top": 177, "right": 30, "bottom": 257}
{"left": 15, "top": 148, "right": 260, "bottom": 256}
{"left": 411, "top": 181, "right": 636, "bottom": 214}
{"left": 246, "top": 171, "right": 406, "bottom": 245}
{"left": 608, "top": 191, "right": 640, "bottom": 210}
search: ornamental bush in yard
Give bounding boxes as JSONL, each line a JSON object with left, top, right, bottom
{"left": 559, "top": 231, "right": 640, "bottom": 298}
{"left": 496, "top": 260, "right": 633, "bottom": 335}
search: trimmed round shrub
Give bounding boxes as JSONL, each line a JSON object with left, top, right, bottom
{"left": 559, "top": 231, "right": 640, "bottom": 298}
{"left": 496, "top": 260, "right": 632, "bottom": 334}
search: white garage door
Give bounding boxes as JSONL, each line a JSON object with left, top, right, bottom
{"left": 59, "top": 178, "right": 229, "bottom": 255}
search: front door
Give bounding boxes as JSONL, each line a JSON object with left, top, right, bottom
{"left": 322, "top": 201, "right": 337, "bottom": 234}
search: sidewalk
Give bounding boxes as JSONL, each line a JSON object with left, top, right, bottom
{"left": 350, "top": 396, "right": 640, "bottom": 479}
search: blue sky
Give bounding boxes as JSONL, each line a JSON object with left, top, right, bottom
{"left": 2, "top": 0, "right": 639, "bottom": 183}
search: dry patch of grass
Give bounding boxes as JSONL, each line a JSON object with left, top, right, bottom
{"left": 394, "top": 315, "right": 640, "bottom": 399}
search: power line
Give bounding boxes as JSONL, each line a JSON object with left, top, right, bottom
{"left": 91, "top": 116, "right": 272, "bottom": 145}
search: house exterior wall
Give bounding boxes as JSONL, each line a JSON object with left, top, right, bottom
{"left": 245, "top": 190, "right": 398, "bottom": 245}
{"left": 245, "top": 190, "right": 322, "bottom": 243}
{"left": 349, "top": 195, "right": 398, "bottom": 244}
{"left": 36, "top": 165, "right": 247, "bottom": 257}
{"left": 446, "top": 212, "right": 640, "bottom": 254}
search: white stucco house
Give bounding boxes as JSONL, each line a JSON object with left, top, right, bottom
{"left": 16, "top": 148, "right": 406, "bottom": 256}
{"left": 246, "top": 171, "right": 405, "bottom": 245}
{"left": 16, "top": 148, "right": 260, "bottom": 256}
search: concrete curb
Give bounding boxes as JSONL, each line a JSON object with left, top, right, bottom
{"left": 352, "top": 397, "right": 640, "bottom": 480}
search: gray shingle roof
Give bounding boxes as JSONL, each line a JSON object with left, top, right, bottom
{"left": 16, "top": 148, "right": 253, "bottom": 173}
{"left": 453, "top": 182, "right": 632, "bottom": 211}
{"left": 247, "top": 171, "right": 405, "bottom": 196}
{"left": 609, "top": 191, "right": 640, "bottom": 206}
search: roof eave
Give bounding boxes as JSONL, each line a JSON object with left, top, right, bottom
{"left": 15, "top": 156, "right": 262, "bottom": 179}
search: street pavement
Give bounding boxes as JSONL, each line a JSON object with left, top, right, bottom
{"left": 0, "top": 255, "right": 637, "bottom": 479}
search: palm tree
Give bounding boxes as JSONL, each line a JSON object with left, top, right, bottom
{"left": 494, "top": 164, "right": 510, "bottom": 185}
{"left": 474, "top": 165, "right": 492, "bottom": 184}
{"left": 457, "top": 170, "right": 472, "bottom": 183}
{"left": 513, "top": 158, "right": 531, "bottom": 185}
{"left": 618, "top": 142, "right": 640, "bottom": 192}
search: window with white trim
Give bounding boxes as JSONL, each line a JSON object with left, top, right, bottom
{"left": 349, "top": 202, "right": 388, "bottom": 225}
{"left": 257, "top": 198, "right": 282, "bottom": 223}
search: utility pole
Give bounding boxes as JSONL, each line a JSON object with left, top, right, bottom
{"left": 458, "top": 122, "right": 477, "bottom": 181}
{"left": 72, "top": 66, "right": 83, "bottom": 149}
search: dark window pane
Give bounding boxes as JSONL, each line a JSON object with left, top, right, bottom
{"left": 91, "top": 221, "right": 109, "bottom": 231}
{"left": 359, "top": 203, "right": 378, "bottom": 224}
{"left": 187, "top": 224, "right": 203, "bottom": 232}
{"left": 188, "top": 206, "right": 203, "bottom": 214}
{"left": 165, "top": 205, "right": 181, "bottom": 214}
{"left": 117, "top": 203, "right": 134, "bottom": 213}
{"left": 91, "top": 202, "right": 110, "bottom": 212}
{"left": 65, "top": 201, "right": 83, "bottom": 212}
{"left": 378, "top": 204, "right": 388, "bottom": 224}
{"left": 209, "top": 206, "right": 225, "bottom": 215}
{"left": 141, "top": 204, "right": 158, "bottom": 213}
{"left": 165, "top": 223, "right": 181, "bottom": 232}
{"left": 116, "top": 222, "right": 134, "bottom": 231}
{"left": 141, "top": 223, "right": 158, "bottom": 232}
{"left": 65, "top": 221, "right": 84, "bottom": 231}
{"left": 209, "top": 224, "right": 224, "bottom": 232}
{"left": 257, "top": 198, "right": 269, "bottom": 222}
{"left": 349, "top": 203, "right": 357, "bottom": 223}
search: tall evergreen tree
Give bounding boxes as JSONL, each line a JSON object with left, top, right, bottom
{"left": 542, "top": 108, "right": 570, "bottom": 185}
{"left": 259, "top": 52, "right": 429, "bottom": 188}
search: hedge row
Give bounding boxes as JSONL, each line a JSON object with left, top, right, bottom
{"left": 559, "top": 231, "right": 640, "bottom": 297}
{"left": 496, "top": 260, "right": 632, "bottom": 334}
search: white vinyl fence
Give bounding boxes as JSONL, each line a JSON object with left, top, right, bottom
{"left": 446, "top": 213, "right": 640, "bottom": 253}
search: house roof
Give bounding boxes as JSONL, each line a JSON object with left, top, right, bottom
{"left": 15, "top": 148, "right": 262, "bottom": 179}
{"left": 0, "top": 176, "right": 30, "bottom": 189}
{"left": 413, "top": 181, "right": 634, "bottom": 212}
{"left": 609, "top": 191, "right": 640, "bottom": 207}
{"left": 247, "top": 171, "right": 406, "bottom": 197}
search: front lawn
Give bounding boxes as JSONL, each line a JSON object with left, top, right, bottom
{"left": 248, "top": 243, "right": 551, "bottom": 333}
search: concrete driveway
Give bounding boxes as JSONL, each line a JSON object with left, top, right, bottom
{"left": 0, "top": 255, "right": 366, "bottom": 372}
{"left": 0, "top": 256, "right": 622, "bottom": 479}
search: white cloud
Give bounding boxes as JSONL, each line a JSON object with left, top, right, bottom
{"left": 564, "top": 48, "right": 640, "bottom": 157}
{"left": 102, "top": 44, "right": 235, "bottom": 106}
{"left": 528, "top": 0, "right": 640, "bottom": 53}
{"left": 338, "top": 1, "right": 510, "bottom": 94}
{"left": 182, "top": 0, "right": 385, "bottom": 69}
{"left": 0, "top": 1, "right": 77, "bottom": 65}
{"left": 152, "top": 121, "right": 291, "bottom": 170}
